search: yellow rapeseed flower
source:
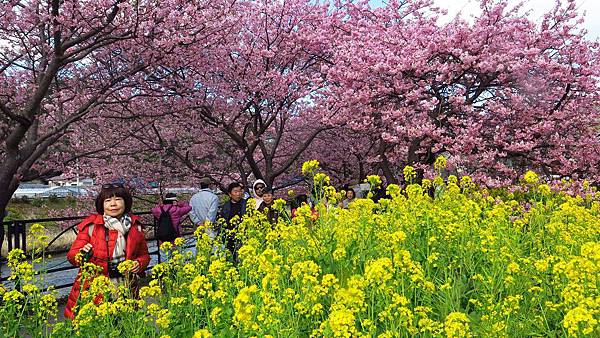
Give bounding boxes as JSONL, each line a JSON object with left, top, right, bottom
{"left": 444, "top": 312, "right": 470, "bottom": 338}
{"left": 365, "top": 175, "right": 382, "bottom": 188}
{"left": 155, "top": 309, "right": 172, "bottom": 328}
{"left": 302, "top": 160, "right": 320, "bottom": 176}
{"left": 160, "top": 241, "right": 173, "bottom": 251}
{"left": 364, "top": 258, "right": 393, "bottom": 286}
{"left": 233, "top": 285, "right": 258, "bottom": 326}
{"left": 314, "top": 172, "right": 330, "bottom": 186}
{"left": 563, "top": 306, "right": 598, "bottom": 335}
{"left": 321, "top": 308, "right": 357, "bottom": 337}
{"left": 193, "top": 329, "right": 213, "bottom": 338}
{"left": 3, "top": 289, "right": 25, "bottom": 303}
{"left": 403, "top": 166, "right": 416, "bottom": 183}
{"left": 174, "top": 237, "right": 185, "bottom": 247}
{"left": 523, "top": 170, "right": 539, "bottom": 184}
{"left": 434, "top": 155, "right": 447, "bottom": 171}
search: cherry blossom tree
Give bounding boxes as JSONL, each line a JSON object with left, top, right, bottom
{"left": 301, "top": 127, "right": 380, "bottom": 185}
{"left": 137, "top": 0, "right": 341, "bottom": 189}
{"left": 80, "top": 0, "right": 600, "bottom": 192}
{"left": 326, "top": 0, "right": 600, "bottom": 185}
{"left": 0, "top": 0, "right": 235, "bottom": 220}
{"left": 3, "top": 0, "right": 599, "bottom": 232}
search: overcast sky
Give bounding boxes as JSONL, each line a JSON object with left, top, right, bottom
{"left": 370, "top": 0, "right": 600, "bottom": 41}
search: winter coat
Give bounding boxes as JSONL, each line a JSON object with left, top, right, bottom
{"left": 189, "top": 189, "right": 219, "bottom": 225}
{"left": 258, "top": 201, "right": 279, "bottom": 224}
{"left": 151, "top": 202, "right": 192, "bottom": 235}
{"left": 252, "top": 179, "right": 266, "bottom": 209}
{"left": 219, "top": 199, "right": 247, "bottom": 222}
{"left": 64, "top": 214, "right": 150, "bottom": 319}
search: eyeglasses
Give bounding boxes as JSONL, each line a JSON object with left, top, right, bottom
{"left": 102, "top": 183, "right": 125, "bottom": 189}
{"left": 255, "top": 185, "right": 265, "bottom": 190}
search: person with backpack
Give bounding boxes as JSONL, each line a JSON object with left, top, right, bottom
{"left": 152, "top": 192, "right": 192, "bottom": 242}
{"left": 64, "top": 183, "right": 150, "bottom": 319}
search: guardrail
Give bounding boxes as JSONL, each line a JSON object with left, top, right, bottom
{"left": 0, "top": 212, "right": 196, "bottom": 290}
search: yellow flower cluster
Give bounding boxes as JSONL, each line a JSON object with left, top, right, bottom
{"left": 302, "top": 159, "right": 320, "bottom": 176}
{"left": 434, "top": 155, "right": 447, "bottom": 171}
{"left": 444, "top": 312, "right": 470, "bottom": 338}
{"left": 117, "top": 259, "right": 136, "bottom": 274}
{"left": 233, "top": 285, "right": 258, "bottom": 328}
{"left": 365, "top": 175, "right": 382, "bottom": 188}
{"left": 313, "top": 172, "right": 330, "bottom": 187}
{"left": 29, "top": 223, "right": 49, "bottom": 252}
{"left": 1, "top": 164, "right": 599, "bottom": 337}
{"left": 523, "top": 170, "right": 539, "bottom": 184}
{"left": 403, "top": 165, "right": 417, "bottom": 183}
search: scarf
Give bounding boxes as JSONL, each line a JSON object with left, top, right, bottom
{"left": 103, "top": 214, "right": 132, "bottom": 264}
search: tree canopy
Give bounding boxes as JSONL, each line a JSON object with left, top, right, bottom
{"left": 1, "top": 0, "right": 599, "bottom": 215}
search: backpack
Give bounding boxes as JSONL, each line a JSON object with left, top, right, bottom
{"left": 155, "top": 205, "right": 177, "bottom": 242}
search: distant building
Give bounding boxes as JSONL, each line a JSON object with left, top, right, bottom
{"left": 48, "top": 176, "right": 94, "bottom": 187}
{"left": 13, "top": 181, "right": 92, "bottom": 199}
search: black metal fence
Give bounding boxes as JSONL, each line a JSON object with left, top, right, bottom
{"left": 0, "top": 212, "right": 196, "bottom": 290}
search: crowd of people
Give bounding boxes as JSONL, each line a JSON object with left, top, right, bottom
{"left": 60, "top": 177, "right": 361, "bottom": 318}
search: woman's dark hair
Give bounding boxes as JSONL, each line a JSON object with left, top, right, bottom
{"left": 95, "top": 185, "right": 133, "bottom": 214}
{"left": 162, "top": 192, "right": 177, "bottom": 205}
{"left": 297, "top": 194, "right": 308, "bottom": 203}
{"left": 291, "top": 194, "right": 309, "bottom": 209}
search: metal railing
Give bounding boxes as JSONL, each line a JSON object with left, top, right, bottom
{"left": 0, "top": 212, "right": 196, "bottom": 290}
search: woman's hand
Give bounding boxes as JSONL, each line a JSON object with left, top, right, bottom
{"left": 77, "top": 243, "right": 93, "bottom": 264}
{"left": 131, "top": 260, "right": 140, "bottom": 273}
{"left": 81, "top": 243, "right": 92, "bottom": 253}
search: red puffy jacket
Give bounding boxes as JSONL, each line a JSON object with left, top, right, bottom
{"left": 64, "top": 214, "right": 150, "bottom": 319}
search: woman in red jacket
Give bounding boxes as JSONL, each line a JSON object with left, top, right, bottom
{"left": 64, "top": 183, "right": 150, "bottom": 319}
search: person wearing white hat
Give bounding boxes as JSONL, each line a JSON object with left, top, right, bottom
{"left": 252, "top": 179, "right": 267, "bottom": 209}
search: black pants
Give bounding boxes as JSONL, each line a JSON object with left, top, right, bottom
{"left": 0, "top": 224, "right": 5, "bottom": 266}
{"left": 224, "top": 235, "right": 239, "bottom": 264}
{"left": 0, "top": 224, "right": 4, "bottom": 254}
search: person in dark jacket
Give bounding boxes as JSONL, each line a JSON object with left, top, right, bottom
{"left": 218, "top": 182, "right": 247, "bottom": 262}
{"left": 257, "top": 187, "right": 278, "bottom": 225}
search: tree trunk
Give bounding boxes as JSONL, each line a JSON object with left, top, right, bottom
{"left": 0, "top": 157, "right": 21, "bottom": 226}
{"left": 377, "top": 138, "right": 399, "bottom": 184}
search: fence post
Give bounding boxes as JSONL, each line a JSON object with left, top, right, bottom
{"left": 0, "top": 222, "right": 4, "bottom": 274}
{"left": 154, "top": 217, "right": 161, "bottom": 264}
{"left": 19, "top": 222, "right": 26, "bottom": 254}
{"left": 7, "top": 221, "right": 14, "bottom": 252}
